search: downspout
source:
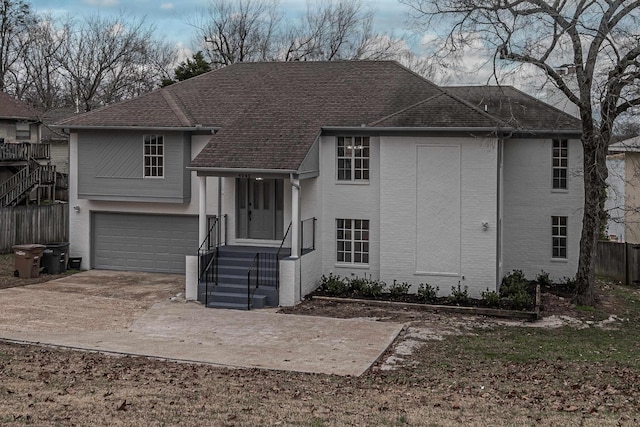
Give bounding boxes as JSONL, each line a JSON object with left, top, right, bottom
{"left": 217, "top": 177, "right": 222, "bottom": 245}
{"left": 497, "top": 131, "right": 513, "bottom": 290}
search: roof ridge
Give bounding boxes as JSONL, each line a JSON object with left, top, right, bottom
{"left": 438, "top": 88, "right": 509, "bottom": 127}
{"left": 367, "top": 93, "right": 445, "bottom": 126}
{"left": 161, "top": 89, "right": 193, "bottom": 127}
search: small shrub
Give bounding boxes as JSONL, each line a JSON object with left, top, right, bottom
{"left": 500, "top": 270, "right": 528, "bottom": 297}
{"left": 536, "top": 270, "right": 552, "bottom": 287}
{"left": 417, "top": 283, "right": 439, "bottom": 303}
{"left": 448, "top": 283, "right": 470, "bottom": 305}
{"left": 348, "top": 277, "right": 367, "bottom": 294}
{"left": 320, "top": 273, "right": 348, "bottom": 296}
{"left": 561, "top": 276, "right": 577, "bottom": 290}
{"left": 360, "top": 278, "right": 386, "bottom": 298}
{"left": 389, "top": 280, "right": 411, "bottom": 298}
{"left": 500, "top": 270, "right": 533, "bottom": 310}
{"left": 481, "top": 289, "right": 501, "bottom": 308}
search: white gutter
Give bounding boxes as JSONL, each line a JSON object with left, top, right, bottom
{"left": 51, "top": 125, "right": 220, "bottom": 132}
{"left": 187, "top": 167, "right": 297, "bottom": 174}
{"left": 321, "top": 126, "right": 581, "bottom": 135}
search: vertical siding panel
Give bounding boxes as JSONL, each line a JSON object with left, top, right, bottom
{"left": 0, "top": 204, "right": 69, "bottom": 252}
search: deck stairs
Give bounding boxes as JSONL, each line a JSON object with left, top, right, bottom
{"left": 0, "top": 158, "right": 56, "bottom": 207}
{"left": 199, "top": 246, "right": 282, "bottom": 310}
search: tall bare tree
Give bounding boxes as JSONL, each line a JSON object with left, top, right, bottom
{"left": 281, "top": 0, "right": 397, "bottom": 61}
{"left": 191, "top": 0, "right": 405, "bottom": 65}
{"left": 18, "top": 16, "right": 67, "bottom": 110}
{"left": 55, "top": 14, "right": 176, "bottom": 112}
{"left": 0, "top": 0, "right": 34, "bottom": 92}
{"left": 191, "top": 0, "right": 281, "bottom": 67}
{"left": 401, "top": 0, "right": 640, "bottom": 305}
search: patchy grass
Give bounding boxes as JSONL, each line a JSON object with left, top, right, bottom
{"left": 0, "top": 280, "right": 638, "bottom": 425}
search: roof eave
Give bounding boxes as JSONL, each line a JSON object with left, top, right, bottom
{"left": 52, "top": 124, "right": 220, "bottom": 132}
{"left": 187, "top": 166, "right": 298, "bottom": 175}
{"left": 321, "top": 126, "right": 582, "bottom": 137}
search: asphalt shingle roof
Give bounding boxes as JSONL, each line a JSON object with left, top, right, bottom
{"left": 57, "top": 61, "right": 582, "bottom": 171}
{"left": 445, "top": 86, "right": 581, "bottom": 132}
{"left": 0, "top": 92, "right": 38, "bottom": 120}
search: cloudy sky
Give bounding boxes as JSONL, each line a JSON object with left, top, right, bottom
{"left": 28, "top": 0, "right": 412, "bottom": 53}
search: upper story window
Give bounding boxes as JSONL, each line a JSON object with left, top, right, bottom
{"left": 337, "top": 136, "right": 370, "bottom": 182}
{"left": 552, "top": 215, "right": 567, "bottom": 259}
{"left": 144, "top": 134, "right": 164, "bottom": 178}
{"left": 15, "top": 123, "right": 30, "bottom": 140}
{"left": 552, "top": 139, "right": 568, "bottom": 189}
{"left": 337, "top": 218, "right": 369, "bottom": 264}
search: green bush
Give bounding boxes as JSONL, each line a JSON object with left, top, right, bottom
{"left": 389, "top": 280, "right": 411, "bottom": 298}
{"left": 320, "top": 273, "right": 348, "bottom": 296}
{"left": 448, "top": 283, "right": 470, "bottom": 305}
{"left": 481, "top": 289, "right": 501, "bottom": 308}
{"left": 417, "top": 283, "right": 439, "bottom": 303}
{"left": 500, "top": 270, "right": 528, "bottom": 297}
{"left": 500, "top": 271, "right": 533, "bottom": 310}
{"left": 359, "top": 278, "right": 386, "bottom": 298}
{"left": 536, "top": 270, "right": 552, "bottom": 287}
{"left": 348, "top": 277, "right": 367, "bottom": 294}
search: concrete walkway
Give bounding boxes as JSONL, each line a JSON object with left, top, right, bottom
{"left": 0, "top": 271, "right": 403, "bottom": 376}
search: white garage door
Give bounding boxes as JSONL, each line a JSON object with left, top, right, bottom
{"left": 93, "top": 213, "right": 199, "bottom": 273}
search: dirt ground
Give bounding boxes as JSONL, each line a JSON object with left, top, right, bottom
{"left": 0, "top": 254, "right": 638, "bottom": 426}
{"left": 0, "top": 253, "right": 73, "bottom": 290}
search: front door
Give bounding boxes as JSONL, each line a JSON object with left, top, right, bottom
{"left": 237, "top": 177, "right": 283, "bottom": 240}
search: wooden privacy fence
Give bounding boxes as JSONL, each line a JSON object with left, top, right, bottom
{"left": 0, "top": 203, "right": 68, "bottom": 253}
{"left": 595, "top": 240, "right": 640, "bottom": 286}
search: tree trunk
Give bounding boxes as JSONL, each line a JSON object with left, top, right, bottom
{"left": 574, "top": 135, "right": 608, "bottom": 306}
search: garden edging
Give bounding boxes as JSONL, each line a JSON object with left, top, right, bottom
{"left": 309, "top": 296, "right": 540, "bottom": 321}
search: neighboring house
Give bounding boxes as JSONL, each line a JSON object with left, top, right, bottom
{"left": 0, "top": 92, "right": 58, "bottom": 207}
{"left": 56, "top": 61, "right": 583, "bottom": 308}
{"left": 606, "top": 136, "right": 640, "bottom": 242}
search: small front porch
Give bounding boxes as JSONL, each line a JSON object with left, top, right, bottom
{"left": 188, "top": 162, "right": 320, "bottom": 309}
{"left": 190, "top": 215, "right": 318, "bottom": 310}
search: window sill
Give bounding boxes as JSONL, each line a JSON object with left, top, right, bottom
{"left": 334, "top": 263, "right": 370, "bottom": 269}
{"left": 335, "top": 181, "right": 370, "bottom": 185}
{"left": 550, "top": 258, "right": 568, "bottom": 263}
{"left": 551, "top": 189, "right": 569, "bottom": 193}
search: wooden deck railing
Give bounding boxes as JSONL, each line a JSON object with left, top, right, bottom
{"left": 0, "top": 142, "right": 50, "bottom": 162}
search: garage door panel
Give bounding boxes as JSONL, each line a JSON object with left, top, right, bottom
{"left": 93, "top": 213, "right": 199, "bottom": 273}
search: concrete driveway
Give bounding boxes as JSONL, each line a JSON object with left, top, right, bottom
{"left": 0, "top": 271, "right": 403, "bottom": 376}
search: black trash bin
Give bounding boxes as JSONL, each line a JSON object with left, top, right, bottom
{"left": 41, "top": 242, "right": 70, "bottom": 274}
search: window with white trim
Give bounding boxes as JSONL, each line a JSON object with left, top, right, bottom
{"left": 552, "top": 139, "right": 568, "bottom": 189}
{"left": 336, "top": 219, "right": 369, "bottom": 264}
{"left": 337, "top": 136, "right": 370, "bottom": 181}
{"left": 15, "top": 123, "right": 30, "bottom": 140}
{"left": 144, "top": 135, "right": 164, "bottom": 178}
{"left": 552, "top": 216, "right": 567, "bottom": 258}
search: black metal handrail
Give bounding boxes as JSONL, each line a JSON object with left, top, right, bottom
{"left": 247, "top": 253, "right": 259, "bottom": 310}
{"left": 301, "top": 217, "right": 317, "bottom": 252}
{"left": 276, "top": 222, "right": 292, "bottom": 260}
{"left": 197, "top": 215, "right": 226, "bottom": 306}
{"left": 202, "top": 249, "right": 218, "bottom": 307}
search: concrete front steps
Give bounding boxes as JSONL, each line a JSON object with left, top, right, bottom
{"left": 200, "top": 246, "right": 281, "bottom": 310}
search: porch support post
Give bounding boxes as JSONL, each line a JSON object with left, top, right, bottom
{"left": 290, "top": 175, "right": 300, "bottom": 259}
{"left": 198, "top": 175, "right": 207, "bottom": 250}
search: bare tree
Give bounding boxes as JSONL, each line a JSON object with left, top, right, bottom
{"left": 55, "top": 14, "right": 177, "bottom": 112}
{"left": 280, "top": 0, "right": 402, "bottom": 61}
{"left": 191, "top": 0, "right": 406, "bottom": 65}
{"left": 401, "top": 0, "right": 640, "bottom": 305}
{"left": 17, "top": 16, "right": 67, "bottom": 110}
{"left": 0, "top": 0, "right": 34, "bottom": 92}
{"left": 190, "top": 0, "right": 281, "bottom": 67}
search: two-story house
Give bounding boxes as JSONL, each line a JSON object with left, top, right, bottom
{"left": 56, "top": 61, "right": 583, "bottom": 308}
